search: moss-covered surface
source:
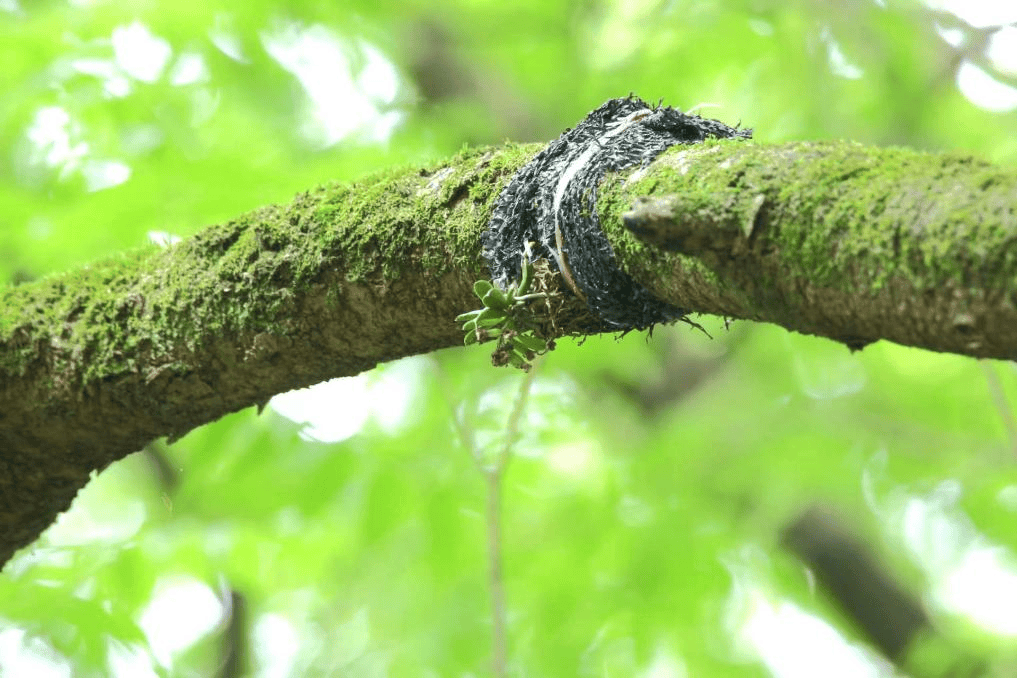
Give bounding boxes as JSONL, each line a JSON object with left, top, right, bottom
{"left": 5, "top": 136, "right": 1014, "bottom": 421}
{"left": 0, "top": 141, "right": 541, "bottom": 566}
{"left": 0, "top": 142, "right": 542, "bottom": 396}
{"left": 599, "top": 139, "right": 1017, "bottom": 356}
{"left": 603, "top": 139, "right": 1017, "bottom": 292}
{"left": 2, "top": 135, "right": 1016, "bottom": 567}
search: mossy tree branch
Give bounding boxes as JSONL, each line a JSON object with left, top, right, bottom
{"left": 2, "top": 138, "right": 1015, "bottom": 567}
{"left": 0, "top": 142, "right": 539, "bottom": 567}
{"left": 601, "top": 140, "right": 1017, "bottom": 356}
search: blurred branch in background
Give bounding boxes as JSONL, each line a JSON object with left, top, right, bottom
{"left": 216, "top": 589, "right": 248, "bottom": 678}
{"left": 400, "top": 17, "right": 548, "bottom": 143}
{"left": 601, "top": 323, "right": 747, "bottom": 419}
{"left": 783, "top": 506, "right": 929, "bottom": 660}
{"left": 922, "top": 8, "right": 1017, "bottom": 95}
{"left": 142, "top": 440, "right": 181, "bottom": 496}
{"left": 783, "top": 506, "right": 987, "bottom": 678}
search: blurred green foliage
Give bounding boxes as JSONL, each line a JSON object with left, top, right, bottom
{"left": 2, "top": 0, "right": 1017, "bottom": 676}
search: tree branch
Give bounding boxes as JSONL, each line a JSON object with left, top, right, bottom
{"left": 600, "top": 140, "right": 1017, "bottom": 356}
{"left": 1, "top": 138, "right": 1015, "bottom": 567}
{"left": 0, "top": 142, "right": 539, "bottom": 566}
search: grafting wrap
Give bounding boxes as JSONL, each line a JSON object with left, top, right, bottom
{"left": 482, "top": 96, "right": 752, "bottom": 331}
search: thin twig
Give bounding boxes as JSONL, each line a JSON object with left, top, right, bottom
{"left": 981, "top": 361, "right": 1017, "bottom": 459}
{"left": 486, "top": 365, "right": 538, "bottom": 678}
{"left": 216, "top": 589, "right": 246, "bottom": 678}
{"left": 494, "top": 365, "right": 538, "bottom": 476}
{"left": 435, "top": 361, "right": 480, "bottom": 465}
{"left": 485, "top": 470, "right": 508, "bottom": 676}
{"left": 437, "top": 359, "right": 540, "bottom": 677}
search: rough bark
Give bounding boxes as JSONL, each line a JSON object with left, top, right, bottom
{"left": 600, "top": 140, "right": 1017, "bottom": 356}
{"left": 1, "top": 138, "right": 1015, "bottom": 567}
{"left": 0, "top": 142, "right": 538, "bottom": 567}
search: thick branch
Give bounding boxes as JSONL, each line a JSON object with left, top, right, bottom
{"left": 0, "top": 143, "right": 540, "bottom": 566}
{"left": 600, "top": 140, "right": 1017, "bottom": 356}
{"left": 1, "top": 138, "right": 1015, "bottom": 567}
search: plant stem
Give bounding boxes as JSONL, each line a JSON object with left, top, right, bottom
{"left": 485, "top": 364, "right": 538, "bottom": 677}
{"left": 439, "top": 358, "right": 538, "bottom": 677}
{"left": 982, "top": 361, "right": 1017, "bottom": 459}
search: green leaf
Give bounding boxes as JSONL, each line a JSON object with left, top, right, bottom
{"left": 455, "top": 309, "right": 483, "bottom": 323}
{"left": 512, "top": 333, "right": 547, "bottom": 353}
{"left": 511, "top": 346, "right": 532, "bottom": 364}
{"left": 518, "top": 260, "right": 534, "bottom": 296}
{"left": 473, "top": 279, "right": 494, "bottom": 300}
{"left": 477, "top": 317, "right": 504, "bottom": 329}
{"left": 481, "top": 286, "right": 511, "bottom": 311}
{"left": 476, "top": 307, "right": 505, "bottom": 323}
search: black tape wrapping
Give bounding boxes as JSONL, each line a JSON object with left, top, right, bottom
{"left": 482, "top": 96, "right": 752, "bottom": 332}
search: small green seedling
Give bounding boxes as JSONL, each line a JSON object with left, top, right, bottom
{"left": 456, "top": 243, "right": 554, "bottom": 371}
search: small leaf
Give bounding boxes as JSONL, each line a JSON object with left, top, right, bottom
{"left": 518, "top": 261, "right": 534, "bottom": 296}
{"left": 509, "top": 348, "right": 531, "bottom": 369}
{"left": 473, "top": 280, "right": 494, "bottom": 300}
{"left": 476, "top": 307, "right": 507, "bottom": 324}
{"left": 477, "top": 316, "right": 505, "bottom": 328}
{"left": 455, "top": 309, "right": 483, "bottom": 323}
{"left": 481, "top": 286, "right": 510, "bottom": 311}
{"left": 513, "top": 333, "right": 547, "bottom": 353}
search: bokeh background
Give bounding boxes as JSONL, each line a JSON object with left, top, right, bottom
{"left": 3, "top": 1, "right": 1017, "bottom": 676}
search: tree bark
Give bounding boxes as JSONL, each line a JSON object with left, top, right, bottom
{"left": 1, "top": 138, "right": 1015, "bottom": 567}
{"left": 600, "top": 140, "right": 1017, "bottom": 356}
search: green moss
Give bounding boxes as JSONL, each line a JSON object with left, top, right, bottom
{"left": 309, "top": 141, "right": 540, "bottom": 285}
{"left": 0, "top": 200, "right": 304, "bottom": 388}
{"left": 600, "top": 140, "right": 1017, "bottom": 301}
{"left": 1, "top": 247, "right": 155, "bottom": 381}
{"left": 0, "top": 142, "right": 545, "bottom": 391}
